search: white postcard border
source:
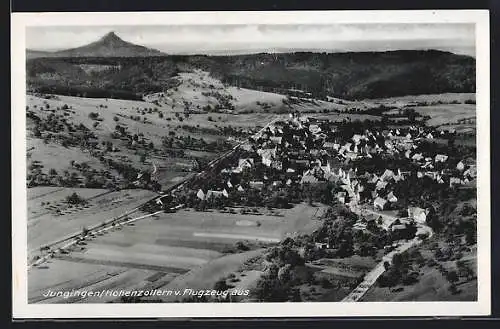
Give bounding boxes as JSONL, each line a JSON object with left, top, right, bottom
{"left": 11, "top": 10, "right": 491, "bottom": 318}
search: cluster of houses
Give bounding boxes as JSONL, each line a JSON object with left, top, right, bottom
{"left": 188, "top": 112, "right": 475, "bottom": 236}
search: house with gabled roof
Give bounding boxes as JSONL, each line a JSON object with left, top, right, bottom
{"left": 196, "top": 189, "right": 206, "bottom": 200}
{"left": 271, "top": 160, "right": 283, "bottom": 170}
{"left": 435, "top": 154, "right": 449, "bottom": 163}
{"left": 449, "top": 177, "right": 463, "bottom": 187}
{"left": 375, "top": 180, "right": 388, "bottom": 191}
{"left": 391, "top": 224, "right": 407, "bottom": 232}
{"left": 352, "top": 134, "right": 364, "bottom": 144}
{"left": 374, "top": 197, "right": 388, "bottom": 210}
{"left": 335, "top": 191, "right": 346, "bottom": 203}
{"left": 412, "top": 153, "right": 424, "bottom": 161}
{"left": 407, "top": 207, "right": 429, "bottom": 224}
{"left": 369, "top": 174, "right": 379, "bottom": 184}
{"left": 238, "top": 158, "right": 254, "bottom": 169}
{"left": 249, "top": 181, "right": 265, "bottom": 189}
{"left": 323, "top": 141, "right": 337, "bottom": 149}
{"left": 387, "top": 191, "right": 398, "bottom": 203}
{"left": 309, "top": 124, "right": 321, "bottom": 134}
{"left": 353, "top": 221, "right": 368, "bottom": 231}
{"left": 206, "top": 190, "right": 228, "bottom": 199}
{"left": 422, "top": 162, "right": 434, "bottom": 169}
{"left": 380, "top": 169, "right": 395, "bottom": 181}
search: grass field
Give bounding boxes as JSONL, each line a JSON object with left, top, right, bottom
{"left": 144, "top": 70, "right": 349, "bottom": 115}
{"left": 27, "top": 187, "right": 158, "bottom": 258}
{"left": 27, "top": 138, "right": 110, "bottom": 175}
{"left": 27, "top": 202, "right": 324, "bottom": 303}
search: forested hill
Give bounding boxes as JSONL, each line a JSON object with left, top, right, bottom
{"left": 26, "top": 50, "right": 475, "bottom": 100}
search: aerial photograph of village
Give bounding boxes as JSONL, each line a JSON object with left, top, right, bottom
{"left": 24, "top": 22, "right": 478, "bottom": 303}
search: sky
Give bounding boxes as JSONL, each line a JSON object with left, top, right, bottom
{"left": 26, "top": 24, "right": 476, "bottom": 57}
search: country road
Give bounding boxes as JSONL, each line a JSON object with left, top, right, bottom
{"left": 28, "top": 115, "right": 283, "bottom": 268}
{"left": 341, "top": 203, "right": 433, "bottom": 302}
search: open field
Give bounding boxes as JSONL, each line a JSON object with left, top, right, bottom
{"left": 411, "top": 104, "right": 476, "bottom": 127}
{"left": 27, "top": 187, "right": 158, "bottom": 258}
{"left": 144, "top": 70, "right": 349, "bottom": 115}
{"left": 380, "top": 102, "right": 475, "bottom": 127}
{"left": 28, "top": 186, "right": 109, "bottom": 219}
{"left": 28, "top": 258, "right": 170, "bottom": 304}
{"left": 144, "top": 71, "right": 287, "bottom": 113}
{"left": 370, "top": 93, "right": 476, "bottom": 107}
{"left": 27, "top": 138, "right": 110, "bottom": 174}
{"left": 149, "top": 249, "right": 265, "bottom": 302}
{"left": 28, "top": 202, "right": 324, "bottom": 303}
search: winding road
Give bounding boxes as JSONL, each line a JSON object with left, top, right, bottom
{"left": 341, "top": 204, "right": 433, "bottom": 302}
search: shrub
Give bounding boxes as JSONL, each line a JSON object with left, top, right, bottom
{"left": 88, "top": 112, "right": 100, "bottom": 120}
{"left": 236, "top": 241, "right": 250, "bottom": 251}
{"left": 446, "top": 270, "right": 459, "bottom": 283}
{"left": 66, "top": 192, "right": 86, "bottom": 205}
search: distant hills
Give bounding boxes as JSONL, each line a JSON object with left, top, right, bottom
{"left": 26, "top": 32, "right": 475, "bottom": 100}
{"left": 26, "top": 32, "right": 165, "bottom": 59}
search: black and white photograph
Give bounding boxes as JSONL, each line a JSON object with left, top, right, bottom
{"left": 11, "top": 10, "right": 490, "bottom": 318}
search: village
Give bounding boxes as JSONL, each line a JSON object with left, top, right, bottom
{"left": 140, "top": 109, "right": 476, "bottom": 261}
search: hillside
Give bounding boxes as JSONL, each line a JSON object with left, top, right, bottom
{"left": 200, "top": 50, "right": 475, "bottom": 100}
{"left": 27, "top": 49, "right": 475, "bottom": 101}
{"left": 27, "top": 32, "right": 165, "bottom": 59}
